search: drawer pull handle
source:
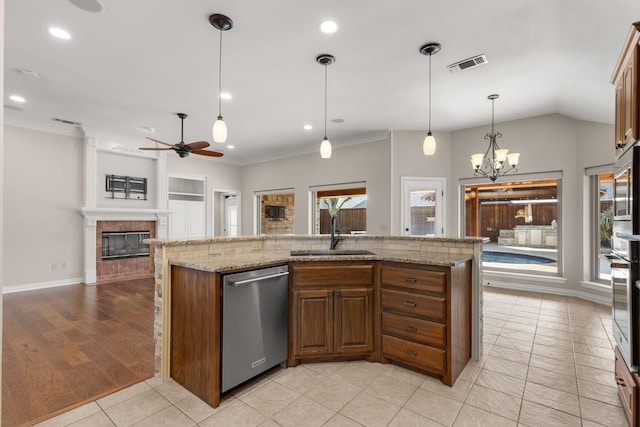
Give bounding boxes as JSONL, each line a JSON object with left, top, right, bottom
{"left": 404, "top": 325, "right": 418, "bottom": 333}
{"left": 403, "top": 301, "right": 417, "bottom": 307}
{"left": 404, "top": 277, "right": 417, "bottom": 283}
{"left": 404, "top": 349, "right": 418, "bottom": 356}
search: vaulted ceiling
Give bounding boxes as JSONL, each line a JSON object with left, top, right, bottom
{"left": 4, "top": 0, "right": 640, "bottom": 164}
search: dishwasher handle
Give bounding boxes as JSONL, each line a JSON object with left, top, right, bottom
{"left": 229, "top": 271, "right": 289, "bottom": 287}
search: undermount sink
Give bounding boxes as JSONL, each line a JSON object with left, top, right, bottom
{"left": 290, "top": 249, "right": 375, "bottom": 257}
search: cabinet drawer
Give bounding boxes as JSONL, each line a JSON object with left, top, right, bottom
{"left": 381, "top": 289, "right": 445, "bottom": 322}
{"left": 382, "top": 334, "right": 445, "bottom": 373}
{"left": 292, "top": 264, "right": 374, "bottom": 288}
{"left": 615, "top": 346, "right": 638, "bottom": 426}
{"left": 381, "top": 312, "right": 445, "bottom": 348}
{"left": 382, "top": 265, "right": 446, "bottom": 294}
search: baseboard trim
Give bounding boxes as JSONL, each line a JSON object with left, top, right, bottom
{"left": 3, "top": 277, "right": 84, "bottom": 294}
{"left": 483, "top": 279, "right": 611, "bottom": 306}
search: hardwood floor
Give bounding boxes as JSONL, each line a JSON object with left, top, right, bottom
{"left": 2, "top": 278, "right": 155, "bottom": 427}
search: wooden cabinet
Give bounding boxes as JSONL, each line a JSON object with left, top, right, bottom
{"left": 615, "top": 346, "right": 639, "bottom": 426}
{"left": 290, "top": 262, "right": 376, "bottom": 364}
{"left": 380, "top": 261, "right": 471, "bottom": 386}
{"left": 170, "top": 266, "right": 221, "bottom": 408}
{"left": 612, "top": 22, "right": 640, "bottom": 156}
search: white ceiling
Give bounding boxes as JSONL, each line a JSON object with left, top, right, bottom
{"left": 4, "top": 0, "right": 640, "bottom": 164}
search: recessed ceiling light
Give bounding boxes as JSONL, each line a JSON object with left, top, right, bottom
{"left": 47, "top": 27, "right": 71, "bottom": 40}
{"left": 9, "top": 95, "right": 26, "bottom": 103}
{"left": 331, "top": 118, "right": 345, "bottom": 123}
{"left": 68, "top": 0, "right": 104, "bottom": 13}
{"left": 227, "top": 145, "right": 235, "bottom": 149}
{"left": 319, "top": 20, "right": 338, "bottom": 34}
{"left": 140, "top": 127, "right": 156, "bottom": 133}
{"left": 220, "top": 92, "right": 232, "bottom": 100}
{"left": 4, "top": 104, "right": 24, "bottom": 111}
{"left": 304, "top": 124, "right": 313, "bottom": 130}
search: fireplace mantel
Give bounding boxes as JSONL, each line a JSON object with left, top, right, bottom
{"left": 81, "top": 207, "right": 171, "bottom": 222}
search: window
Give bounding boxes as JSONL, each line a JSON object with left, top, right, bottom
{"left": 310, "top": 184, "right": 367, "bottom": 235}
{"left": 592, "top": 171, "right": 614, "bottom": 283}
{"left": 463, "top": 177, "right": 560, "bottom": 275}
{"left": 255, "top": 192, "right": 295, "bottom": 235}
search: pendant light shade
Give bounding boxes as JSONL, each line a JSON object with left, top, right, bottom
{"left": 423, "top": 132, "right": 436, "bottom": 155}
{"left": 420, "top": 43, "right": 441, "bottom": 156}
{"left": 320, "top": 137, "right": 332, "bottom": 158}
{"left": 317, "top": 54, "right": 335, "bottom": 159}
{"left": 209, "top": 14, "right": 233, "bottom": 143}
{"left": 212, "top": 115, "right": 227, "bottom": 143}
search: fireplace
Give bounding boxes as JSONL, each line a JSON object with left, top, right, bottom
{"left": 95, "top": 220, "right": 156, "bottom": 283}
{"left": 101, "top": 231, "right": 151, "bottom": 260}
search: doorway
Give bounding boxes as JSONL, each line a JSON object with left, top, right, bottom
{"left": 212, "top": 189, "right": 241, "bottom": 237}
{"left": 401, "top": 177, "right": 445, "bottom": 236}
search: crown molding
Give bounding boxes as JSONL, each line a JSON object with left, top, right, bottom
{"left": 5, "top": 117, "right": 84, "bottom": 137}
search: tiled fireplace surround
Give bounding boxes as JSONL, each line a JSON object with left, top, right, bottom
{"left": 96, "top": 220, "right": 156, "bottom": 283}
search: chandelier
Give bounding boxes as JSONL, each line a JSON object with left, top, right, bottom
{"left": 470, "top": 94, "right": 520, "bottom": 182}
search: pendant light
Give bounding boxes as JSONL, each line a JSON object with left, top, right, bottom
{"left": 420, "top": 43, "right": 441, "bottom": 156}
{"left": 317, "top": 54, "right": 335, "bottom": 159}
{"left": 209, "top": 14, "right": 233, "bottom": 143}
{"left": 470, "top": 94, "right": 520, "bottom": 182}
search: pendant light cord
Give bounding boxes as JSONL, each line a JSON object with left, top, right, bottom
{"left": 218, "top": 30, "right": 223, "bottom": 116}
{"left": 324, "top": 63, "right": 328, "bottom": 139}
{"left": 428, "top": 53, "right": 432, "bottom": 133}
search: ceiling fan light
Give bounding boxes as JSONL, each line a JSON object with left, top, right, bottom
{"left": 213, "top": 116, "right": 227, "bottom": 143}
{"left": 320, "top": 137, "right": 332, "bottom": 159}
{"left": 423, "top": 132, "right": 436, "bottom": 156}
{"left": 507, "top": 152, "right": 520, "bottom": 167}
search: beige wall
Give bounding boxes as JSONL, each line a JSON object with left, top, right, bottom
{"left": 240, "top": 138, "right": 391, "bottom": 235}
{"left": 3, "top": 126, "right": 84, "bottom": 288}
{"left": 390, "top": 130, "right": 453, "bottom": 235}
{"left": 449, "top": 114, "right": 614, "bottom": 297}
{"left": 1, "top": 113, "right": 616, "bottom": 302}
{"left": 167, "top": 155, "right": 242, "bottom": 237}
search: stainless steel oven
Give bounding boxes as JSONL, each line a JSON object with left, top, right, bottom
{"left": 608, "top": 142, "right": 640, "bottom": 369}
{"left": 606, "top": 252, "right": 637, "bottom": 368}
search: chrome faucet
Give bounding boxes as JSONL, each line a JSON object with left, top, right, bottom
{"left": 330, "top": 214, "right": 340, "bottom": 250}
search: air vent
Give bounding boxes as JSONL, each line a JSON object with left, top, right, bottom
{"left": 52, "top": 118, "right": 82, "bottom": 126}
{"left": 447, "top": 54, "right": 488, "bottom": 73}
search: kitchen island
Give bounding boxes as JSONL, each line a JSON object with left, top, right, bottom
{"left": 147, "top": 234, "right": 485, "bottom": 407}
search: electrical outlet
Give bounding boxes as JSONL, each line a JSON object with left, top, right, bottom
{"left": 51, "top": 263, "right": 57, "bottom": 270}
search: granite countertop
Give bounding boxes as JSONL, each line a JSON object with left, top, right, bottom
{"left": 147, "top": 234, "right": 487, "bottom": 246}
{"left": 170, "top": 248, "right": 474, "bottom": 273}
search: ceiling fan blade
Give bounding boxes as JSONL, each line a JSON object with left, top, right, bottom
{"left": 145, "top": 137, "right": 175, "bottom": 147}
{"left": 185, "top": 141, "right": 210, "bottom": 150}
{"left": 192, "top": 149, "right": 224, "bottom": 158}
{"left": 139, "top": 147, "right": 172, "bottom": 151}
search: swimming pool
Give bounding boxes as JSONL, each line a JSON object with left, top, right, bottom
{"left": 483, "top": 251, "right": 555, "bottom": 264}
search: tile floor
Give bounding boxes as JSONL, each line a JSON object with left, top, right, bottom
{"left": 35, "top": 286, "right": 628, "bottom": 426}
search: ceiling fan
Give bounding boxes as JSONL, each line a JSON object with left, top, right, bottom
{"left": 139, "top": 113, "right": 224, "bottom": 158}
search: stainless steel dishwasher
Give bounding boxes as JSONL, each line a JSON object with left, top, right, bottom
{"left": 221, "top": 265, "right": 289, "bottom": 392}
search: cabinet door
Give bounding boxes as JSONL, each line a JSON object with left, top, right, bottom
{"left": 168, "top": 200, "right": 188, "bottom": 239}
{"left": 622, "top": 56, "right": 638, "bottom": 147}
{"left": 187, "top": 201, "right": 205, "bottom": 238}
{"left": 334, "top": 288, "right": 373, "bottom": 355}
{"left": 292, "top": 289, "right": 333, "bottom": 357}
